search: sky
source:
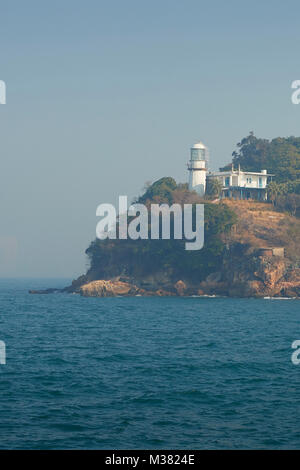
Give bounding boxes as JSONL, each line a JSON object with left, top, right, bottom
{"left": 1, "top": 0, "right": 300, "bottom": 278}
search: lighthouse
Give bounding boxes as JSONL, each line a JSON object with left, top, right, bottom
{"left": 188, "top": 141, "right": 209, "bottom": 196}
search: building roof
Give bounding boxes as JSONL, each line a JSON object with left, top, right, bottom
{"left": 192, "top": 141, "right": 207, "bottom": 150}
{"left": 207, "top": 170, "right": 274, "bottom": 177}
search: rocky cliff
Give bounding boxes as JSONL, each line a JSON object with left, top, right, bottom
{"left": 73, "top": 199, "right": 300, "bottom": 298}
{"left": 29, "top": 180, "right": 300, "bottom": 298}
{"left": 74, "top": 253, "right": 300, "bottom": 298}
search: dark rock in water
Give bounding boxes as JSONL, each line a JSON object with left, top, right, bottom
{"left": 28, "top": 288, "right": 61, "bottom": 295}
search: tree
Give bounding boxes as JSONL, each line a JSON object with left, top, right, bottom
{"left": 276, "top": 194, "right": 300, "bottom": 216}
{"left": 267, "top": 181, "right": 282, "bottom": 205}
{"left": 221, "top": 131, "right": 269, "bottom": 172}
{"left": 138, "top": 177, "right": 177, "bottom": 204}
{"left": 206, "top": 177, "right": 223, "bottom": 197}
{"left": 86, "top": 177, "right": 237, "bottom": 282}
{"left": 221, "top": 132, "right": 300, "bottom": 184}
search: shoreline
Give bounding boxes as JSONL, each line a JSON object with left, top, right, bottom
{"left": 28, "top": 287, "right": 300, "bottom": 299}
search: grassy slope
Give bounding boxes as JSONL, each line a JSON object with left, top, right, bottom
{"left": 221, "top": 200, "right": 300, "bottom": 264}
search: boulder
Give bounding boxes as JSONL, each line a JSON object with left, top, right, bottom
{"left": 174, "top": 280, "right": 187, "bottom": 296}
{"left": 79, "top": 280, "right": 139, "bottom": 297}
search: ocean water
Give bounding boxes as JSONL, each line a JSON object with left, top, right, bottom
{"left": 0, "top": 278, "right": 299, "bottom": 450}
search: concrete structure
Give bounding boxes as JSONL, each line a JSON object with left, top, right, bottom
{"left": 187, "top": 141, "right": 209, "bottom": 197}
{"left": 187, "top": 141, "right": 274, "bottom": 201}
{"left": 258, "top": 247, "right": 285, "bottom": 258}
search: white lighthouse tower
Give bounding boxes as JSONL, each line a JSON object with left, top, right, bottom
{"left": 188, "top": 141, "right": 209, "bottom": 196}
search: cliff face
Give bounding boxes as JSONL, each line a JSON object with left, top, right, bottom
{"left": 74, "top": 200, "right": 300, "bottom": 298}
{"left": 76, "top": 252, "right": 300, "bottom": 298}
{"left": 79, "top": 279, "right": 178, "bottom": 297}
{"left": 197, "top": 245, "right": 300, "bottom": 298}
{"left": 29, "top": 184, "right": 300, "bottom": 298}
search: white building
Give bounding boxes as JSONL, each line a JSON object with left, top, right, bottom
{"left": 188, "top": 141, "right": 274, "bottom": 201}
{"left": 187, "top": 141, "right": 208, "bottom": 197}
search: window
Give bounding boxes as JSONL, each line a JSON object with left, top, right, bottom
{"left": 259, "top": 177, "right": 263, "bottom": 188}
{"left": 225, "top": 177, "right": 230, "bottom": 187}
{"left": 191, "top": 149, "right": 205, "bottom": 161}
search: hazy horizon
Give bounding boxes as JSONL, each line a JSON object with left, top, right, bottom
{"left": 1, "top": 0, "right": 300, "bottom": 278}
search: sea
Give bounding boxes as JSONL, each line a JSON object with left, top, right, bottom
{"left": 0, "top": 278, "right": 299, "bottom": 450}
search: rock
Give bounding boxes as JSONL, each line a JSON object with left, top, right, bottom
{"left": 79, "top": 280, "right": 179, "bottom": 297}
{"left": 64, "top": 274, "right": 89, "bottom": 293}
{"left": 254, "top": 258, "right": 286, "bottom": 292}
{"left": 29, "top": 288, "right": 60, "bottom": 294}
{"left": 205, "top": 272, "right": 222, "bottom": 283}
{"left": 80, "top": 280, "right": 139, "bottom": 297}
{"left": 35, "top": 241, "right": 300, "bottom": 299}
{"left": 278, "top": 269, "right": 300, "bottom": 297}
{"left": 155, "top": 289, "right": 175, "bottom": 296}
{"left": 197, "top": 289, "right": 205, "bottom": 295}
{"left": 174, "top": 280, "right": 187, "bottom": 296}
{"left": 195, "top": 246, "right": 300, "bottom": 298}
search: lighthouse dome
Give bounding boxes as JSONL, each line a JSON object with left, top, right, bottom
{"left": 192, "top": 141, "right": 207, "bottom": 149}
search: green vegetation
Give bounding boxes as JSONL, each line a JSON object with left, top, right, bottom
{"left": 206, "top": 177, "right": 223, "bottom": 198}
{"left": 85, "top": 132, "right": 300, "bottom": 285}
{"left": 221, "top": 132, "right": 300, "bottom": 215}
{"left": 276, "top": 193, "right": 300, "bottom": 217}
{"left": 222, "top": 132, "right": 300, "bottom": 183}
{"left": 137, "top": 177, "right": 177, "bottom": 204}
{"left": 86, "top": 178, "right": 237, "bottom": 282}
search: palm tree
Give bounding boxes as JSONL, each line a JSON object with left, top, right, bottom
{"left": 206, "top": 178, "right": 223, "bottom": 198}
{"left": 267, "top": 181, "right": 281, "bottom": 205}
